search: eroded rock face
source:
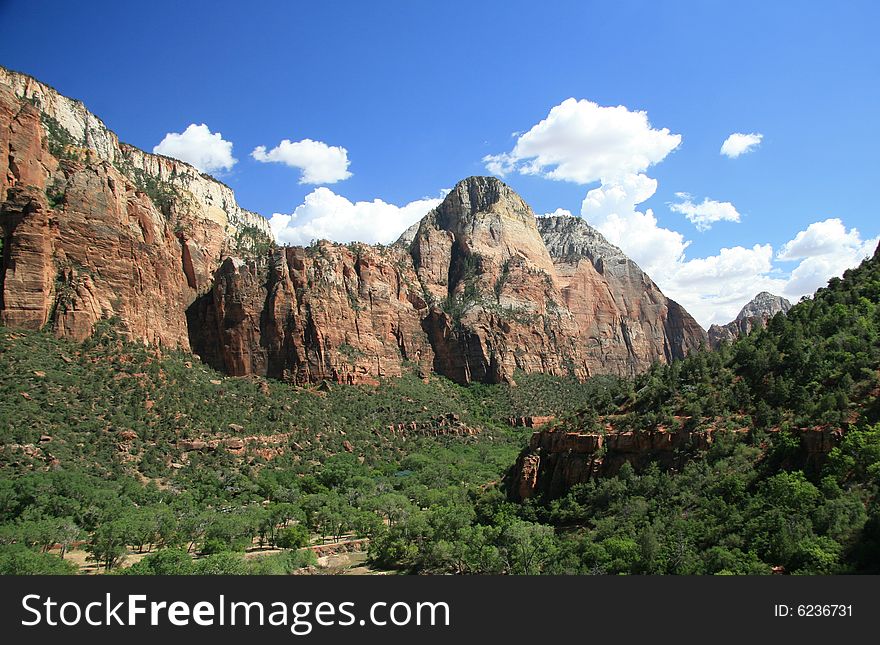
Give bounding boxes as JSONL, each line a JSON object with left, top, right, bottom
{"left": 409, "top": 177, "right": 587, "bottom": 384}
{"left": 538, "top": 215, "right": 708, "bottom": 376}
{"left": 0, "top": 67, "right": 272, "bottom": 346}
{"left": 188, "top": 243, "right": 436, "bottom": 384}
{"left": 508, "top": 422, "right": 842, "bottom": 501}
{"left": 1, "top": 66, "right": 708, "bottom": 386}
{"left": 507, "top": 426, "right": 721, "bottom": 500}
{"left": 708, "top": 292, "right": 792, "bottom": 348}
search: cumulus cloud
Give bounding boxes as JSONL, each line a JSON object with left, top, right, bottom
{"left": 777, "top": 218, "right": 864, "bottom": 261}
{"left": 662, "top": 245, "right": 789, "bottom": 326}
{"left": 669, "top": 193, "right": 741, "bottom": 231}
{"left": 580, "top": 173, "right": 689, "bottom": 280}
{"left": 153, "top": 123, "right": 237, "bottom": 173}
{"left": 252, "top": 139, "right": 352, "bottom": 184}
{"left": 577, "top": 178, "right": 874, "bottom": 326}
{"left": 540, "top": 208, "right": 575, "bottom": 218}
{"left": 720, "top": 132, "right": 763, "bottom": 158}
{"left": 483, "top": 98, "right": 681, "bottom": 184}
{"left": 269, "top": 187, "right": 444, "bottom": 246}
{"left": 777, "top": 219, "right": 878, "bottom": 296}
{"left": 582, "top": 187, "right": 770, "bottom": 326}
{"left": 583, "top": 202, "right": 877, "bottom": 326}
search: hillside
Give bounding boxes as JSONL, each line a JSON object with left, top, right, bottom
{"left": 2, "top": 245, "right": 877, "bottom": 575}
{"left": 0, "top": 318, "right": 630, "bottom": 573}
{"left": 494, "top": 243, "right": 880, "bottom": 573}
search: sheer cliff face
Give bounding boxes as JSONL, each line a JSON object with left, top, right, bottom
{"left": 1, "top": 66, "right": 707, "bottom": 385}
{"left": 707, "top": 291, "right": 792, "bottom": 348}
{"left": 188, "top": 243, "right": 436, "bottom": 384}
{"left": 410, "top": 177, "right": 587, "bottom": 384}
{"left": 0, "top": 67, "right": 271, "bottom": 347}
{"left": 192, "top": 178, "right": 707, "bottom": 386}
{"left": 537, "top": 215, "right": 707, "bottom": 375}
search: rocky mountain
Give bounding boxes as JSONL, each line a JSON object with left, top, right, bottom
{"left": 0, "top": 66, "right": 271, "bottom": 349}
{"left": 0, "top": 66, "right": 707, "bottom": 385}
{"left": 189, "top": 178, "right": 707, "bottom": 385}
{"left": 537, "top": 215, "right": 707, "bottom": 376}
{"left": 708, "top": 291, "right": 792, "bottom": 348}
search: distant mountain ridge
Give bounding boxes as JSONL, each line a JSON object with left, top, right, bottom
{"left": 708, "top": 291, "right": 792, "bottom": 348}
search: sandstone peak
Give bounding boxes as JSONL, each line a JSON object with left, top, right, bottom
{"left": 708, "top": 291, "right": 792, "bottom": 348}
{"left": 735, "top": 291, "right": 792, "bottom": 321}
{"left": 433, "top": 176, "right": 534, "bottom": 231}
{"left": 413, "top": 175, "right": 556, "bottom": 294}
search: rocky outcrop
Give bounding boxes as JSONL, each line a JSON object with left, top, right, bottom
{"left": 0, "top": 66, "right": 272, "bottom": 346}
{"left": 508, "top": 422, "right": 842, "bottom": 501}
{"left": 708, "top": 292, "right": 792, "bottom": 348}
{"left": 507, "top": 425, "right": 723, "bottom": 500}
{"left": 508, "top": 416, "right": 555, "bottom": 429}
{"left": 188, "top": 242, "right": 436, "bottom": 384}
{"left": 537, "top": 214, "right": 708, "bottom": 375}
{"left": 384, "top": 413, "right": 481, "bottom": 437}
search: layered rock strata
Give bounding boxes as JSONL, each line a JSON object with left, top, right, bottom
{"left": 0, "top": 66, "right": 271, "bottom": 347}
{"left": 1, "top": 66, "right": 708, "bottom": 385}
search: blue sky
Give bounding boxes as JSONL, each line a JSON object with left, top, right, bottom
{"left": 1, "top": 0, "right": 878, "bottom": 325}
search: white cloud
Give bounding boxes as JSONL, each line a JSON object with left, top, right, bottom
{"left": 540, "top": 208, "right": 575, "bottom": 218}
{"left": 153, "top": 123, "right": 237, "bottom": 173}
{"left": 777, "top": 219, "right": 878, "bottom": 296}
{"left": 483, "top": 98, "right": 681, "bottom": 184}
{"left": 669, "top": 193, "right": 741, "bottom": 231}
{"left": 577, "top": 178, "right": 876, "bottom": 326}
{"left": 720, "top": 132, "right": 763, "bottom": 158}
{"left": 581, "top": 185, "right": 785, "bottom": 325}
{"left": 269, "top": 187, "right": 444, "bottom": 246}
{"left": 582, "top": 203, "right": 877, "bottom": 327}
{"left": 580, "top": 173, "right": 689, "bottom": 281}
{"left": 252, "top": 139, "right": 352, "bottom": 184}
{"left": 662, "top": 245, "right": 789, "bottom": 326}
{"left": 777, "top": 218, "right": 863, "bottom": 261}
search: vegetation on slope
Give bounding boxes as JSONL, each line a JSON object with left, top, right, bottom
{"left": 0, "top": 322, "right": 613, "bottom": 574}
{"left": 1, "top": 247, "right": 878, "bottom": 575}
{"left": 369, "top": 246, "right": 880, "bottom": 574}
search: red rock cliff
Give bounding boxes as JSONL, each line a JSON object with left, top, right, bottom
{"left": 508, "top": 423, "right": 843, "bottom": 501}
{"left": 188, "top": 243, "right": 435, "bottom": 384}
{"left": 0, "top": 67, "right": 271, "bottom": 347}
{"left": 1, "top": 67, "right": 708, "bottom": 385}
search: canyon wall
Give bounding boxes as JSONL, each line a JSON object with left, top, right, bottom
{"left": 0, "top": 66, "right": 271, "bottom": 347}
{"left": 1, "top": 66, "right": 708, "bottom": 385}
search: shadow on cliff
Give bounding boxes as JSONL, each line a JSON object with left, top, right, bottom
{"left": 185, "top": 292, "right": 226, "bottom": 372}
